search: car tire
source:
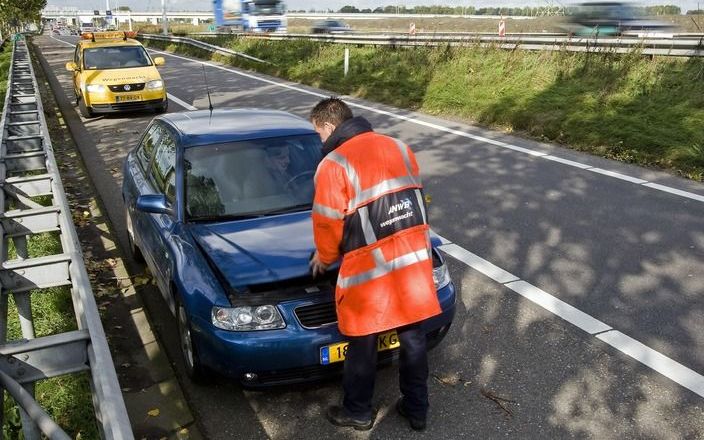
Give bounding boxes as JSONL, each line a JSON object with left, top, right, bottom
{"left": 155, "top": 100, "right": 168, "bottom": 114}
{"left": 176, "top": 295, "right": 209, "bottom": 383}
{"left": 124, "top": 206, "right": 144, "bottom": 262}
{"left": 78, "top": 95, "right": 95, "bottom": 118}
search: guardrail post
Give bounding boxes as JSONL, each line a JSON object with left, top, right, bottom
{"left": 344, "top": 48, "right": 349, "bottom": 77}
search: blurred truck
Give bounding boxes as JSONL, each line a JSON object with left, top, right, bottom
{"left": 563, "top": 2, "right": 675, "bottom": 36}
{"left": 213, "top": 0, "right": 287, "bottom": 33}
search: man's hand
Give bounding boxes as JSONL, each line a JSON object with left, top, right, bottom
{"left": 309, "top": 251, "right": 329, "bottom": 278}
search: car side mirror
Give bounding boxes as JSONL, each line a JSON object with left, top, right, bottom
{"left": 65, "top": 61, "right": 78, "bottom": 72}
{"left": 136, "top": 194, "right": 173, "bottom": 215}
{"left": 153, "top": 57, "right": 165, "bottom": 66}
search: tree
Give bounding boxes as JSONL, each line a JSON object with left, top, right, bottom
{"left": 339, "top": 5, "right": 359, "bottom": 13}
{"left": 0, "top": 0, "right": 47, "bottom": 36}
{"left": 116, "top": 6, "right": 131, "bottom": 11}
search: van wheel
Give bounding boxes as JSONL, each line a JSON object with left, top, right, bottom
{"left": 155, "top": 100, "right": 168, "bottom": 114}
{"left": 176, "top": 295, "right": 208, "bottom": 383}
{"left": 78, "top": 95, "right": 95, "bottom": 118}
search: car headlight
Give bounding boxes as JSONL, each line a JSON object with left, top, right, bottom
{"left": 433, "top": 263, "right": 451, "bottom": 290}
{"left": 212, "top": 305, "right": 285, "bottom": 331}
{"left": 146, "top": 79, "right": 164, "bottom": 89}
{"left": 85, "top": 84, "right": 105, "bottom": 93}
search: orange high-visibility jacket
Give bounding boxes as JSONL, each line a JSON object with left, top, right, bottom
{"left": 312, "top": 130, "right": 441, "bottom": 336}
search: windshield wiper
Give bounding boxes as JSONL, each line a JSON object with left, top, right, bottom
{"left": 188, "top": 213, "right": 264, "bottom": 223}
{"left": 259, "top": 203, "right": 312, "bottom": 216}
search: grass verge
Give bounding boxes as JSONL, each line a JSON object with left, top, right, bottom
{"left": 141, "top": 36, "right": 704, "bottom": 181}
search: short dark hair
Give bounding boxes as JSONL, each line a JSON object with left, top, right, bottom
{"left": 310, "top": 97, "right": 353, "bottom": 127}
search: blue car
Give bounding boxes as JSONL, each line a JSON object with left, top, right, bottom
{"left": 122, "top": 109, "right": 456, "bottom": 385}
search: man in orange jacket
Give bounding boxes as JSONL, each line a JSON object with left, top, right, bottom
{"left": 309, "top": 97, "right": 441, "bottom": 431}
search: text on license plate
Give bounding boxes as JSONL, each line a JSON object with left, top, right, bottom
{"left": 320, "top": 331, "right": 399, "bottom": 365}
{"left": 116, "top": 94, "right": 142, "bottom": 102}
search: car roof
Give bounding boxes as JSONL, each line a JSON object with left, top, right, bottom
{"left": 79, "top": 38, "right": 143, "bottom": 49}
{"left": 158, "top": 109, "right": 318, "bottom": 147}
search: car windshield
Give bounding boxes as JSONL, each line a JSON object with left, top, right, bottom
{"left": 184, "top": 135, "right": 323, "bottom": 221}
{"left": 83, "top": 46, "right": 151, "bottom": 70}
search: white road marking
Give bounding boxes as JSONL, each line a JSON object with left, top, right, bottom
{"left": 167, "top": 93, "right": 197, "bottom": 110}
{"left": 148, "top": 48, "right": 704, "bottom": 205}
{"left": 589, "top": 168, "right": 648, "bottom": 184}
{"left": 435, "top": 233, "right": 704, "bottom": 399}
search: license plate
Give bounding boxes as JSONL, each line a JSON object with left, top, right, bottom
{"left": 116, "top": 94, "right": 142, "bottom": 102}
{"left": 320, "top": 331, "right": 400, "bottom": 365}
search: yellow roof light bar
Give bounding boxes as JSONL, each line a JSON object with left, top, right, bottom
{"left": 81, "top": 31, "right": 138, "bottom": 42}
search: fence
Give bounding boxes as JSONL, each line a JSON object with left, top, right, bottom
{"left": 0, "top": 37, "right": 133, "bottom": 438}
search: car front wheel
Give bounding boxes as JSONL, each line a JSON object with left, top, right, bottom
{"left": 176, "top": 296, "right": 208, "bottom": 383}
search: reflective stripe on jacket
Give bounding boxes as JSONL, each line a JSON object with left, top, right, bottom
{"left": 312, "top": 131, "right": 441, "bottom": 336}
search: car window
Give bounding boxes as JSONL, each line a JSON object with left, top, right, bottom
{"left": 74, "top": 45, "right": 80, "bottom": 64}
{"left": 184, "top": 134, "right": 323, "bottom": 220}
{"left": 136, "top": 123, "right": 162, "bottom": 172}
{"left": 83, "top": 45, "right": 152, "bottom": 70}
{"left": 149, "top": 127, "right": 177, "bottom": 201}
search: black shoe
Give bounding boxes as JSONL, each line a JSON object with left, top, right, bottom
{"left": 326, "top": 405, "right": 374, "bottom": 431}
{"left": 396, "top": 398, "right": 427, "bottom": 431}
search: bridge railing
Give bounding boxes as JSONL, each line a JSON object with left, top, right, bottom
{"left": 0, "top": 37, "right": 133, "bottom": 439}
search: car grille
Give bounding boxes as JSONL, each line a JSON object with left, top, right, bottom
{"left": 257, "top": 20, "right": 281, "bottom": 28}
{"left": 252, "top": 349, "right": 397, "bottom": 385}
{"left": 295, "top": 301, "right": 337, "bottom": 328}
{"left": 92, "top": 98, "right": 162, "bottom": 111}
{"left": 107, "top": 83, "right": 145, "bottom": 92}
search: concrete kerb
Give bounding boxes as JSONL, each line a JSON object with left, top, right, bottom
{"left": 29, "top": 38, "right": 203, "bottom": 439}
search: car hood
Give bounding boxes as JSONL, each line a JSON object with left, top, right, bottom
{"left": 82, "top": 66, "right": 160, "bottom": 85}
{"left": 188, "top": 212, "right": 316, "bottom": 289}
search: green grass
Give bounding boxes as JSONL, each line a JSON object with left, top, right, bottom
{"left": 141, "top": 37, "right": 704, "bottom": 181}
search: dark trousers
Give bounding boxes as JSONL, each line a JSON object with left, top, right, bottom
{"left": 342, "top": 323, "right": 429, "bottom": 420}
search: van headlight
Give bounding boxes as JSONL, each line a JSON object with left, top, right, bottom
{"left": 85, "top": 84, "right": 105, "bottom": 93}
{"left": 212, "top": 305, "right": 285, "bottom": 331}
{"left": 146, "top": 80, "right": 164, "bottom": 89}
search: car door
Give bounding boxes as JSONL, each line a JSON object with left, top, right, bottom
{"left": 125, "top": 122, "right": 161, "bottom": 259}
{"left": 141, "top": 124, "right": 178, "bottom": 297}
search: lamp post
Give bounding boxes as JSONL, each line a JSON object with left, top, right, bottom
{"left": 161, "top": 0, "right": 168, "bottom": 35}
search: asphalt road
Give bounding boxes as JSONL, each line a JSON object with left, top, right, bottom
{"left": 35, "top": 34, "right": 704, "bottom": 439}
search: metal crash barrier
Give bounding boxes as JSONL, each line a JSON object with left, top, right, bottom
{"left": 142, "top": 32, "right": 704, "bottom": 58}
{"left": 0, "top": 38, "right": 133, "bottom": 438}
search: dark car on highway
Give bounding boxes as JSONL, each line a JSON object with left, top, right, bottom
{"left": 122, "top": 109, "right": 456, "bottom": 385}
{"left": 310, "top": 19, "right": 351, "bottom": 34}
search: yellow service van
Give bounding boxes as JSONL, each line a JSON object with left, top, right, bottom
{"left": 66, "top": 31, "right": 168, "bottom": 117}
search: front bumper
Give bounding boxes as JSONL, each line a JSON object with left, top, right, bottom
{"left": 90, "top": 98, "right": 166, "bottom": 114}
{"left": 193, "top": 281, "right": 457, "bottom": 386}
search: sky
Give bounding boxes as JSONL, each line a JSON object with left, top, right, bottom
{"left": 46, "top": 0, "right": 703, "bottom": 13}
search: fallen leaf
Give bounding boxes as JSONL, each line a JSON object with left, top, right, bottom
{"left": 147, "top": 408, "right": 160, "bottom": 417}
{"left": 83, "top": 211, "right": 90, "bottom": 218}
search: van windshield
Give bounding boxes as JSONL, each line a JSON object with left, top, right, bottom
{"left": 83, "top": 46, "right": 152, "bottom": 70}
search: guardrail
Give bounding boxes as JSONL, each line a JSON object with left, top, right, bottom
{"left": 149, "top": 31, "right": 704, "bottom": 57}
{"left": 140, "top": 34, "right": 270, "bottom": 64}
{"left": 0, "top": 38, "right": 133, "bottom": 438}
